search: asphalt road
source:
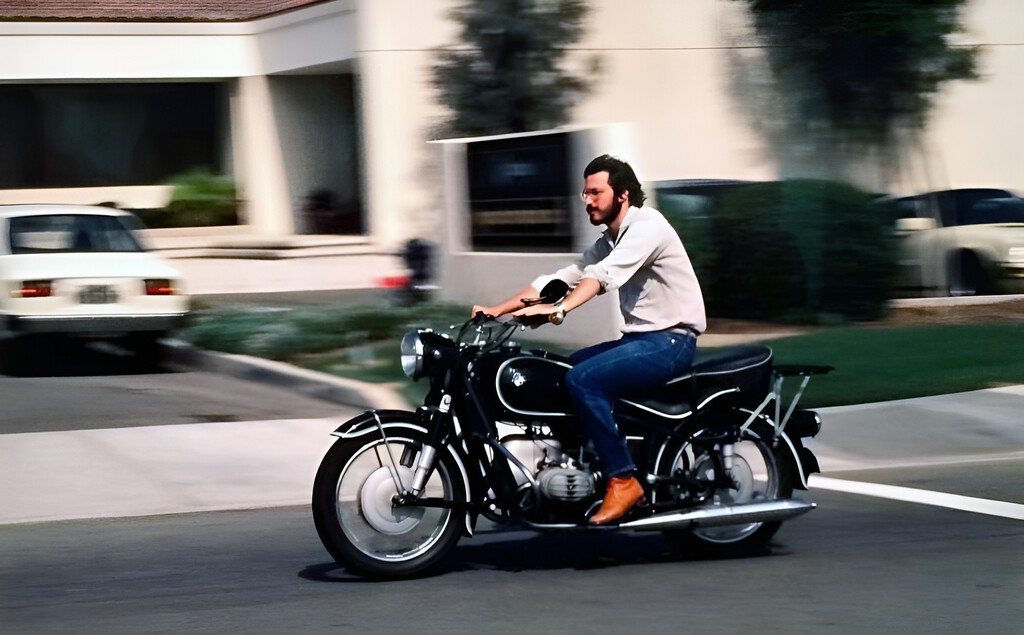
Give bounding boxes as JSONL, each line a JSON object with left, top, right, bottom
{"left": 0, "top": 338, "right": 343, "bottom": 434}
{"left": 1, "top": 489, "right": 1021, "bottom": 634}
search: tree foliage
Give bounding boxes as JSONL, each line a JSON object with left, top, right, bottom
{"left": 432, "top": 0, "right": 597, "bottom": 138}
{"left": 737, "top": 0, "right": 978, "bottom": 143}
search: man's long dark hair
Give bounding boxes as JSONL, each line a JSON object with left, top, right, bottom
{"left": 583, "top": 155, "right": 646, "bottom": 208}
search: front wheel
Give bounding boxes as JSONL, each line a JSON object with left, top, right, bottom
{"left": 660, "top": 431, "right": 793, "bottom": 556}
{"left": 312, "top": 428, "right": 467, "bottom": 579}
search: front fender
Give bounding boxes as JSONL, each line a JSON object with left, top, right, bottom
{"left": 327, "top": 409, "right": 481, "bottom": 536}
{"left": 330, "top": 409, "right": 429, "bottom": 439}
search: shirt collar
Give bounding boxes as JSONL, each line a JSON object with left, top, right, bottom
{"left": 604, "top": 205, "right": 639, "bottom": 245}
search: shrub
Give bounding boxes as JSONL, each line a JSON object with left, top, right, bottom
{"left": 704, "top": 180, "right": 897, "bottom": 323}
{"left": 135, "top": 169, "right": 239, "bottom": 229}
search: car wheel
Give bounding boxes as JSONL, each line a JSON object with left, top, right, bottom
{"left": 128, "top": 332, "right": 166, "bottom": 368}
{"left": 949, "top": 251, "right": 988, "bottom": 296}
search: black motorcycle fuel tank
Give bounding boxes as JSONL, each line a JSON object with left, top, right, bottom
{"left": 491, "top": 353, "right": 575, "bottom": 417}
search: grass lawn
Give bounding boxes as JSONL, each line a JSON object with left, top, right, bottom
{"left": 758, "top": 323, "right": 1023, "bottom": 407}
{"left": 179, "top": 302, "right": 1023, "bottom": 408}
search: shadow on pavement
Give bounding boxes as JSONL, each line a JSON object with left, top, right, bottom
{"left": 0, "top": 335, "right": 176, "bottom": 378}
{"left": 298, "top": 530, "right": 788, "bottom": 582}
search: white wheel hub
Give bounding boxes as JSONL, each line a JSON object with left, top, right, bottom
{"left": 360, "top": 466, "right": 424, "bottom": 535}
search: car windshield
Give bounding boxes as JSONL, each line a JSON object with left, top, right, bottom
{"left": 8, "top": 214, "right": 143, "bottom": 254}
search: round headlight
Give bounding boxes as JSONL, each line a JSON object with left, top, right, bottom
{"left": 400, "top": 330, "right": 425, "bottom": 380}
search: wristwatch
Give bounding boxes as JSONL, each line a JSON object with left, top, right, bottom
{"left": 549, "top": 304, "right": 566, "bottom": 325}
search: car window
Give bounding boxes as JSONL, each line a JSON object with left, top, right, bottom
{"left": 963, "top": 199, "right": 1024, "bottom": 225}
{"left": 8, "top": 214, "right": 143, "bottom": 254}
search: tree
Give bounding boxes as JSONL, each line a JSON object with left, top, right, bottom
{"left": 432, "top": 0, "right": 598, "bottom": 138}
{"left": 736, "top": 0, "right": 978, "bottom": 145}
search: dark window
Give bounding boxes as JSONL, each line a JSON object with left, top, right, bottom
{"left": 466, "top": 134, "right": 573, "bottom": 252}
{"left": 0, "top": 83, "right": 225, "bottom": 189}
{"left": 964, "top": 199, "right": 1024, "bottom": 225}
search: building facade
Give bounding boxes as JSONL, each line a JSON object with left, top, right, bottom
{"left": 0, "top": 0, "right": 1020, "bottom": 251}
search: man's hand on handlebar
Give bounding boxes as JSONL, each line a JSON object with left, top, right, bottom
{"left": 470, "top": 295, "right": 541, "bottom": 319}
{"left": 511, "top": 303, "right": 563, "bottom": 328}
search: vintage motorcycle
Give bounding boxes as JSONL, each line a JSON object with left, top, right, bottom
{"left": 312, "top": 284, "right": 832, "bottom": 579}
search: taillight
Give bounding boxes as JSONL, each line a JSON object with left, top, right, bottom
{"left": 12, "top": 280, "right": 53, "bottom": 298}
{"left": 144, "top": 279, "right": 178, "bottom": 296}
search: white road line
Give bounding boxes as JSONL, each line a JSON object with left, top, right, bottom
{"left": 809, "top": 475, "right": 1024, "bottom": 521}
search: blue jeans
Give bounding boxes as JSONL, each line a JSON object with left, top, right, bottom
{"left": 566, "top": 330, "right": 697, "bottom": 478}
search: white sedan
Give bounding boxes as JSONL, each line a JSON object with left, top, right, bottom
{"left": 0, "top": 205, "right": 189, "bottom": 360}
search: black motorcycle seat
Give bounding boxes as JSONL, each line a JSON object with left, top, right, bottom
{"left": 619, "top": 345, "right": 773, "bottom": 418}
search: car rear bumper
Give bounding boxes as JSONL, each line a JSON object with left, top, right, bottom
{"left": 3, "top": 312, "right": 187, "bottom": 335}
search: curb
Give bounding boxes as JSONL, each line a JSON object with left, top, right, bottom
{"left": 165, "top": 340, "right": 410, "bottom": 412}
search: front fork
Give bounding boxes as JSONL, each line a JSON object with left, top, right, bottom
{"left": 388, "top": 393, "right": 451, "bottom": 499}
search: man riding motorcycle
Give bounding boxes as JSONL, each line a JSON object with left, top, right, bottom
{"left": 472, "top": 154, "right": 707, "bottom": 525}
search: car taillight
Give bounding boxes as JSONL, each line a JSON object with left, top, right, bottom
{"left": 13, "top": 280, "right": 53, "bottom": 298}
{"left": 144, "top": 279, "right": 178, "bottom": 296}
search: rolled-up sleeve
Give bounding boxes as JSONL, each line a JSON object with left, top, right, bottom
{"left": 581, "top": 220, "right": 658, "bottom": 292}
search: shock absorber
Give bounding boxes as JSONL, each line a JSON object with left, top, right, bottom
{"left": 721, "top": 443, "right": 735, "bottom": 472}
{"left": 410, "top": 394, "right": 451, "bottom": 496}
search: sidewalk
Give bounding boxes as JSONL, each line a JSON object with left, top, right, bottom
{"left": 146, "top": 231, "right": 408, "bottom": 297}
{"left": 3, "top": 382, "right": 1021, "bottom": 526}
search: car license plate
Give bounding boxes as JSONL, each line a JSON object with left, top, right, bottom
{"left": 79, "top": 285, "right": 118, "bottom": 304}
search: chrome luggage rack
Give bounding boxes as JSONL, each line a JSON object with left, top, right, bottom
{"left": 741, "top": 363, "right": 834, "bottom": 442}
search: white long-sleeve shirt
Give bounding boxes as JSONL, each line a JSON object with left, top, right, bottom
{"left": 532, "top": 206, "right": 707, "bottom": 334}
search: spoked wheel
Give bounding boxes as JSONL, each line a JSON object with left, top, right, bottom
{"left": 312, "top": 428, "right": 466, "bottom": 579}
{"left": 659, "top": 431, "right": 793, "bottom": 556}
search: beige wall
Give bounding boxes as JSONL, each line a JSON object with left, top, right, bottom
{"left": 369, "top": 0, "right": 1023, "bottom": 246}
{"left": 1, "top": 0, "right": 1020, "bottom": 245}
{"left": 570, "top": 0, "right": 776, "bottom": 184}
{"left": 353, "top": 0, "right": 458, "bottom": 247}
{"left": 905, "top": 0, "right": 1024, "bottom": 195}
{"left": 360, "top": 0, "right": 776, "bottom": 247}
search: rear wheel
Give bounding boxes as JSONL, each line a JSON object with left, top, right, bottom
{"left": 312, "top": 426, "right": 466, "bottom": 579}
{"left": 659, "top": 429, "right": 793, "bottom": 556}
{"left": 949, "top": 251, "right": 988, "bottom": 296}
{"left": 126, "top": 332, "right": 165, "bottom": 368}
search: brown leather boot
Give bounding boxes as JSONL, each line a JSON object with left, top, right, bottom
{"left": 589, "top": 475, "right": 645, "bottom": 525}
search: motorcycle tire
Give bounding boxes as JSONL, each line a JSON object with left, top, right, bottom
{"left": 312, "top": 427, "right": 467, "bottom": 579}
{"left": 659, "top": 429, "right": 794, "bottom": 557}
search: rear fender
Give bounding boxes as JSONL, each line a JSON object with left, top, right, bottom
{"left": 740, "top": 412, "right": 819, "bottom": 490}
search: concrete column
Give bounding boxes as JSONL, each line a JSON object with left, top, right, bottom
{"left": 231, "top": 75, "right": 294, "bottom": 235}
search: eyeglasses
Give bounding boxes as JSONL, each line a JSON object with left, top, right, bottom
{"left": 580, "top": 189, "right": 605, "bottom": 202}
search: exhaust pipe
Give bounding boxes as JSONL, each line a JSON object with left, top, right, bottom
{"left": 619, "top": 499, "right": 815, "bottom": 531}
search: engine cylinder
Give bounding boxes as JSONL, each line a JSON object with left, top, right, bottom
{"left": 537, "top": 467, "right": 595, "bottom": 501}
